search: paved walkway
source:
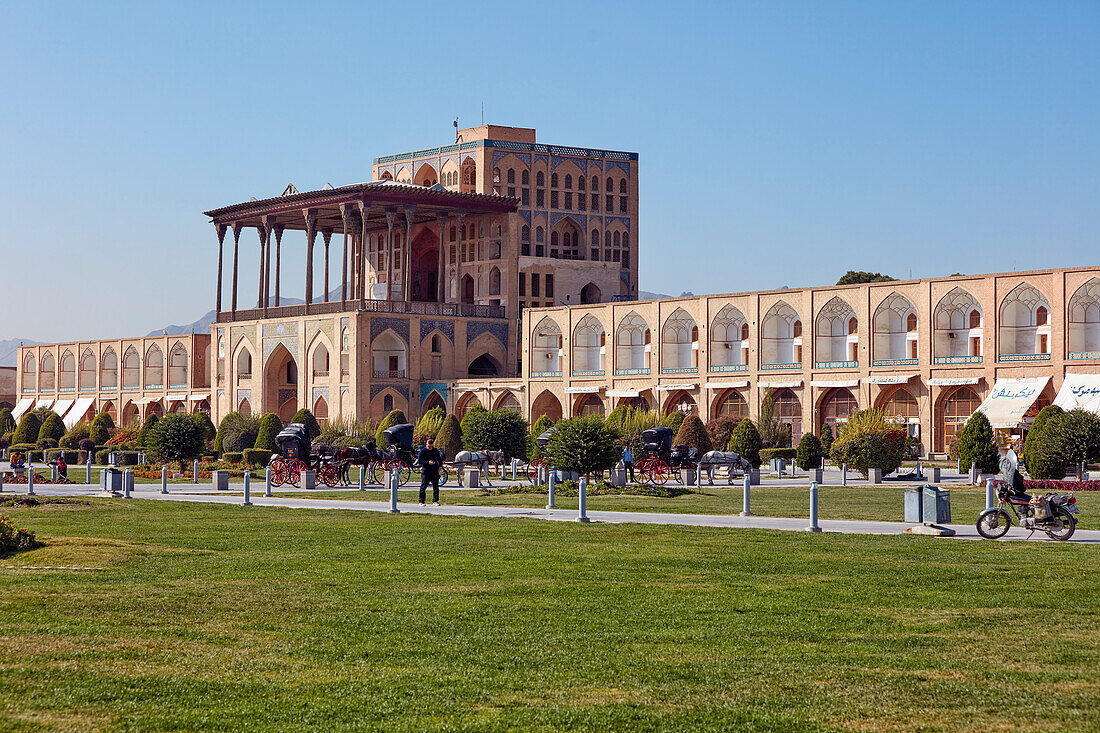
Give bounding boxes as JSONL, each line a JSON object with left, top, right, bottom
{"left": 16, "top": 483, "right": 1098, "bottom": 543}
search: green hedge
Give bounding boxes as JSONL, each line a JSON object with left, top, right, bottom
{"left": 95, "top": 449, "right": 112, "bottom": 465}
{"left": 46, "top": 449, "right": 79, "bottom": 463}
{"left": 243, "top": 448, "right": 273, "bottom": 466}
{"left": 118, "top": 451, "right": 139, "bottom": 466}
{"left": 760, "top": 447, "right": 797, "bottom": 463}
{"left": 223, "top": 452, "right": 243, "bottom": 464}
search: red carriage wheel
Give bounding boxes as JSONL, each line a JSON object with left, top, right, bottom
{"left": 319, "top": 464, "right": 338, "bottom": 488}
{"left": 647, "top": 460, "right": 670, "bottom": 486}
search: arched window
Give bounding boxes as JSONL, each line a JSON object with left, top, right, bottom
{"left": 168, "top": 343, "right": 188, "bottom": 387}
{"left": 591, "top": 229, "right": 599, "bottom": 247}
{"left": 144, "top": 345, "right": 163, "bottom": 388}
{"left": 773, "top": 388, "right": 803, "bottom": 442}
{"left": 661, "top": 308, "right": 697, "bottom": 372}
{"left": 613, "top": 231, "right": 620, "bottom": 247}
{"left": 1068, "top": 278, "right": 1100, "bottom": 355}
{"left": 615, "top": 312, "right": 649, "bottom": 372}
{"left": 792, "top": 320, "right": 802, "bottom": 338}
{"left": 507, "top": 168, "right": 515, "bottom": 184}
{"left": 761, "top": 302, "right": 801, "bottom": 365}
{"left": 372, "top": 331, "right": 407, "bottom": 378}
{"left": 383, "top": 393, "right": 393, "bottom": 413}
{"left": 533, "top": 317, "right": 562, "bottom": 373}
{"left": 431, "top": 334, "right": 442, "bottom": 353}
{"left": 605, "top": 231, "right": 612, "bottom": 247}
{"left": 940, "top": 386, "right": 981, "bottom": 452}
{"left": 492, "top": 167, "right": 500, "bottom": 184}
{"left": 236, "top": 349, "right": 252, "bottom": 379}
{"left": 998, "top": 282, "right": 1051, "bottom": 357}
{"left": 578, "top": 175, "right": 586, "bottom": 191}
{"left": 848, "top": 317, "right": 858, "bottom": 335}
{"left": 489, "top": 267, "right": 501, "bottom": 296}
{"left": 59, "top": 350, "right": 76, "bottom": 391}
{"left": 497, "top": 392, "right": 521, "bottom": 412}
{"left": 550, "top": 172, "right": 558, "bottom": 188}
{"left": 521, "top": 225, "right": 530, "bottom": 241}
{"left": 820, "top": 388, "right": 858, "bottom": 433}
{"left": 741, "top": 323, "right": 749, "bottom": 340}
{"left": 312, "top": 343, "right": 329, "bottom": 378}
{"left": 717, "top": 389, "right": 748, "bottom": 419}
{"left": 40, "top": 352, "right": 55, "bottom": 390}
{"left": 711, "top": 304, "right": 747, "bottom": 368}
{"left": 572, "top": 315, "right": 606, "bottom": 373}
{"left": 605, "top": 176, "right": 613, "bottom": 192}
{"left": 313, "top": 396, "right": 329, "bottom": 422}
{"left": 907, "top": 313, "right": 917, "bottom": 332}
{"left": 521, "top": 169, "right": 529, "bottom": 185}
{"left": 934, "top": 288, "right": 983, "bottom": 359}
{"left": 969, "top": 309, "right": 981, "bottom": 329}
{"left": 591, "top": 175, "right": 598, "bottom": 191}
{"left": 577, "top": 393, "right": 604, "bottom": 417}
{"left": 536, "top": 171, "right": 545, "bottom": 187}
{"left": 536, "top": 226, "right": 544, "bottom": 242}
{"left": 22, "top": 353, "right": 35, "bottom": 390}
{"left": 815, "top": 297, "right": 857, "bottom": 363}
{"left": 880, "top": 387, "right": 919, "bottom": 422}
{"left": 565, "top": 174, "right": 572, "bottom": 189}
{"left": 122, "top": 348, "right": 139, "bottom": 388}
{"left": 79, "top": 349, "right": 96, "bottom": 391}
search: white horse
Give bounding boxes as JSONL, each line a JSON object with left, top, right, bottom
{"left": 700, "top": 450, "right": 752, "bottom": 485}
{"left": 453, "top": 450, "right": 505, "bottom": 486}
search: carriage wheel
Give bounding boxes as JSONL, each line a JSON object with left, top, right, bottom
{"left": 397, "top": 464, "right": 412, "bottom": 487}
{"left": 647, "top": 460, "right": 670, "bottom": 486}
{"left": 319, "top": 464, "right": 339, "bottom": 488}
{"left": 371, "top": 461, "right": 389, "bottom": 486}
{"left": 526, "top": 459, "right": 543, "bottom": 485}
{"left": 271, "top": 464, "right": 286, "bottom": 488}
{"left": 438, "top": 466, "right": 450, "bottom": 486}
{"left": 289, "top": 459, "right": 307, "bottom": 488}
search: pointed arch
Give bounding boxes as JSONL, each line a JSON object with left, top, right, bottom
{"left": 934, "top": 287, "right": 982, "bottom": 360}
{"left": 761, "top": 301, "right": 801, "bottom": 365}
{"left": 144, "top": 344, "right": 163, "bottom": 388}
{"left": 714, "top": 388, "right": 748, "bottom": 420}
{"left": 580, "top": 282, "right": 601, "bottom": 304}
{"left": 468, "top": 353, "right": 501, "bottom": 377}
{"left": 414, "top": 162, "right": 438, "bottom": 187}
{"left": 873, "top": 292, "right": 918, "bottom": 362}
{"left": 372, "top": 329, "right": 407, "bottom": 378}
{"left": 40, "top": 351, "right": 55, "bottom": 390}
{"left": 998, "top": 282, "right": 1051, "bottom": 357}
{"left": 572, "top": 314, "right": 606, "bottom": 374}
{"left": 574, "top": 393, "right": 605, "bottom": 417}
{"left": 265, "top": 342, "right": 298, "bottom": 422}
{"left": 59, "top": 349, "right": 76, "bottom": 391}
{"left": 663, "top": 389, "right": 697, "bottom": 416}
{"left": 532, "top": 316, "right": 562, "bottom": 373}
{"left": 121, "top": 400, "right": 140, "bottom": 426}
{"left": 235, "top": 344, "right": 254, "bottom": 381}
{"left": 615, "top": 311, "right": 649, "bottom": 372}
{"left": 102, "top": 400, "right": 117, "bottom": 423}
{"left": 100, "top": 347, "right": 118, "bottom": 389}
{"left": 313, "top": 395, "right": 329, "bottom": 422}
{"left": 711, "top": 303, "right": 747, "bottom": 369}
{"left": 422, "top": 389, "right": 446, "bottom": 414}
{"left": 661, "top": 308, "right": 697, "bottom": 372}
{"left": 308, "top": 332, "right": 333, "bottom": 380}
{"left": 1068, "top": 277, "right": 1100, "bottom": 356}
{"left": 79, "top": 348, "right": 97, "bottom": 391}
{"left": 122, "top": 347, "right": 140, "bottom": 389}
{"left": 815, "top": 296, "right": 858, "bottom": 364}
{"left": 531, "top": 389, "right": 563, "bottom": 422}
{"left": 168, "top": 341, "right": 188, "bottom": 387}
{"left": 455, "top": 391, "right": 482, "bottom": 419}
{"left": 488, "top": 266, "right": 501, "bottom": 296}
{"left": 238, "top": 397, "right": 252, "bottom": 416}
{"left": 494, "top": 391, "right": 522, "bottom": 412}
{"left": 22, "top": 352, "right": 36, "bottom": 390}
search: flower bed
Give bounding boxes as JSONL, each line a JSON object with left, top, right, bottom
{"left": 1024, "top": 479, "right": 1100, "bottom": 492}
{"left": 1, "top": 514, "right": 41, "bottom": 555}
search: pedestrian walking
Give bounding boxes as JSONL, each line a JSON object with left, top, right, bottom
{"left": 622, "top": 445, "right": 635, "bottom": 483}
{"left": 417, "top": 437, "right": 444, "bottom": 506}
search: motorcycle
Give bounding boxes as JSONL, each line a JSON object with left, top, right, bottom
{"left": 976, "top": 481, "right": 1079, "bottom": 541}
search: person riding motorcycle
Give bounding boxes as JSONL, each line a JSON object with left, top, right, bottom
{"left": 1000, "top": 442, "right": 1027, "bottom": 500}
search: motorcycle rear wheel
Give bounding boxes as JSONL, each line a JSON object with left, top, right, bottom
{"left": 1044, "top": 508, "right": 1076, "bottom": 541}
{"left": 976, "top": 509, "right": 1012, "bottom": 539}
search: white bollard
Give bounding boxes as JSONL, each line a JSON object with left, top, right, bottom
{"left": 546, "top": 470, "right": 557, "bottom": 509}
{"left": 51, "top": 464, "right": 57, "bottom": 482}
{"left": 805, "top": 481, "right": 822, "bottom": 532}
{"left": 122, "top": 469, "right": 130, "bottom": 499}
{"left": 358, "top": 465, "right": 365, "bottom": 491}
{"left": 87, "top": 457, "right": 92, "bottom": 484}
{"left": 985, "top": 479, "right": 996, "bottom": 510}
{"left": 841, "top": 463, "right": 847, "bottom": 486}
{"left": 970, "top": 462, "right": 978, "bottom": 484}
{"left": 243, "top": 471, "right": 252, "bottom": 506}
{"left": 740, "top": 473, "right": 752, "bottom": 516}
{"left": 577, "top": 476, "right": 590, "bottom": 523}
{"left": 511, "top": 459, "right": 517, "bottom": 481}
{"left": 695, "top": 462, "right": 702, "bottom": 489}
{"left": 0, "top": 469, "right": 4, "bottom": 492}
{"left": 265, "top": 466, "right": 272, "bottom": 497}
{"left": 161, "top": 465, "right": 168, "bottom": 494}
{"left": 388, "top": 470, "right": 400, "bottom": 513}
{"left": 194, "top": 459, "right": 199, "bottom": 484}
{"left": 27, "top": 464, "right": 35, "bottom": 496}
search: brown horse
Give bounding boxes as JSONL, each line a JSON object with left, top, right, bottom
{"left": 335, "top": 441, "right": 384, "bottom": 485}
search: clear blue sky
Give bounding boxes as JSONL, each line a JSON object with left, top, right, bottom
{"left": 1, "top": 1, "right": 1097, "bottom": 342}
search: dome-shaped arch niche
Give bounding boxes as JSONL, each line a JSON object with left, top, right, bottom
{"left": 661, "top": 308, "right": 697, "bottom": 372}
{"left": 998, "top": 282, "right": 1051, "bottom": 359}
{"left": 710, "top": 304, "right": 748, "bottom": 370}
{"left": 144, "top": 345, "right": 164, "bottom": 388}
{"left": 933, "top": 287, "right": 982, "bottom": 362}
{"left": 873, "top": 293, "right": 918, "bottom": 363}
{"left": 59, "top": 350, "right": 76, "bottom": 391}
{"left": 572, "top": 314, "right": 605, "bottom": 374}
{"left": 100, "top": 347, "right": 118, "bottom": 389}
{"left": 761, "top": 301, "right": 801, "bottom": 366}
{"left": 122, "top": 347, "right": 140, "bottom": 389}
{"left": 1068, "top": 278, "right": 1100, "bottom": 357}
{"left": 532, "top": 317, "right": 562, "bottom": 374}
{"left": 265, "top": 343, "right": 298, "bottom": 423}
{"left": 40, "top": 352, "right": 55, "bottom": 390}
{"left": 371, "top": 330, "right": 406, "bottom": 378}
{"left": 815, "top": 297, "right": 858, "bottom": 365}
{"left": 168, "top": 342, "right": 188, "bottom": 387}
{"left": 615, "top": 312, "right": 649, "bottom": 372}
{"left": 22, "top": 352, "right": 36, "bottom": 390}
{"left": 308, "top": 333, "right": 332, "bottom": 380}
{"left": 79, "top": 348, "right": 97, "bottom": 391}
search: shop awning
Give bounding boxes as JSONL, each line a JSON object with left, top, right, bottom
{"left": 134, "top": 396, "right": 163, "bottom": 405}
{"left": 11, "top": 398, "right": 34, "bottom": 420}
{"left": 654, "top": 384, "right": 696, "bottom": 391}
{"left": 165, "top": 394, "right": 187, "bottom": 402}
{"left": 810, "top": 379, "right": 859, "bottom": 388}
{"left": 34, "top": 398, "right": 54, "bottom": 409}
{"left": 1053, "top": 373, "right": 1100, "bottom": 414}
{"left": 188, "top": 394, "right": 211, "bottom": 401}
{"left": 564, "top": 386, "right": 600, "bottom": 394}
{"left": 704, "top": 381, "right": 749, "bottom": 390}
{"left": 606, "top": 389, "right": 641, "bottom": 398}
{"left": 63, "top": 397, "right": 96, "bottom": 428}
{"left": 865, "top": 374, "right": 918, "bottom": 385}
{"left": 759, "top": 379, "right": 802, "bottom": 389}
{"left": 928, "top": 377, "right": 980, "bottom": 386}
{"left": 51, "top": 399, "right": 74, "bottom": 422}
{"left": 977, "top": 377, "right": 1050, "bottom": 429}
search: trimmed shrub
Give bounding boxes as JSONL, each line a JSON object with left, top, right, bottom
{"left": 528, "top": 414, "right": 555, "bottom": 461}
{"left": 376, "top": 409, "right": 408, "bottom": 449}
{"left": 434, "top": 415, "right": 463, "bottom": 459}
{"left": 1023, "top": 405, "right": 1063, "bottom": 474}
{"left": 760, "top": 447, "right": 797, "bottom": 463}
{"left": 414, "top": 406, "right": 446, "bottom": 444}
{"left": 460, "top": 407, "right": 488, "bottom": 451}
{"left": 46, "top": 449, "right": 79, "bottom": 464}
{"left": 148, "top": 413, "right": 207, "bottom": 469}
{"left": 820, "top": 424, "right": 834, "bottom": 459}
{"left": 0, "top": 408, "right": 16, "bottom": 435}
{"left": 254, "top": 413, "right": 283, "bottom": 452}
{"left": 136, "top": 414, "right": 159, "bottom": 447}
{"left": 118, "top": 451, "right": 139, "bottom": 466}
{"left": 1053, "top": 409, "right": 1100, "bottom": 467}
{"left": 459, "top": 403, "right": 486, "bottom": 439}
{"left": 36, "top": 437, "right": 59, "bottom": 450}
{"left": 214, "top": 412, "right": 243, "bottom": 453}
{"left": 95, "top": 449, "right": 112, "bottom": 465}
{"left": 545, "top": 415, "right": 621, "bottom": 476}
{"left": 243, "top": 448, "right": 273, "bottom": 466}
{"left": 956, "top": 411, "right": 999, "bottom": 475}
{"left": 221, "top": 414, "right": 261, "bottom": 453}
{"left": 673, "top": 415, "right": 712, "bottom": 456}
{"left": 704, "top": 415, "right": 740, "bottom": 456}
{"left": 829, "top": 409, "right": 907, "bottom": 478}
{"left": 290, "top": 409, "right": 321, "bottom": 439}
{"left": 1, "top": 514, "right": 41, "bottom": 555}
{"left": 89, "top": 412, "right": 115, "bottom": 445}
{"left": 796, "top": 433, "right": 824, "bottom": 470}
{"left": 37, "top": 412, "right": 65, "bottom": 444}
{"left": 192, "top": 412, "right": 217, "bottom": 443}
{"left": 728, "top": 419, "right": 763, "bottom": 468}
{"left": 223, "top": 452, "right": 244, "bottom": 464}
{"left": 661, "top": 410, "right": 685, "bottom": 437}
{"left": 462, "top": 409, "right": 529, "bottom": 460}
{"left": 78, "top": 438, "right": 95, "bottom": 454}
{"left": 59, "top": 422, "right": 90, "bottom": 449}
{"left": 12, "top": 413, "right": 40, "bottom": 446}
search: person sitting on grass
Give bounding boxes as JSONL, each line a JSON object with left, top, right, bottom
{"left": 416, "top": 437, "right": 444, "bottom": 507}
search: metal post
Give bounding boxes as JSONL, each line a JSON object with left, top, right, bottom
{"left": 27, "top": 464, "right": 35, "bottom": 496}
{"left": 265, "top": 467, "right": 272, "bottom": 497}
{"left": 0, "top": 468, "right": 4, "bottom": 492}
{"left": 358, "top": 465, "right": 365, "bottom": 491}
{"left": 161, "top": 465, "right": 168, "bottom": 494}
{"left": 740, "top": 473, "right": 752, "bottom": 516}
{"left": 511, "top": 459, "right": 517, "bottom": 481}
{"left": 388, "top": 470, "right": 400, "bottom": 513}
{"left": 985, "top": 478, "right": 996, "bottom": 510}
{"left": 577, "top": 476, "right": 590, "bottom": 523}
{"left": 970, "top": 462, "right": 978, "bottom": 484}
{"left": 841, "top": 463, "right": 847, "bottom": 486}
{"left": 243, "top": 470, "right": 252, "bottom": 506}
{"left": 546, "top": 469, "right": 557, "bottom": 509}
{"left": 51, "top": 464, "right": 57, "bottom": 482}
{"left": 695, "top": 462, "right": 702, "bottom": 489}
{"left": 805, "top": 481, "right": 821, "bottom": 532}
{"left": 87, "top": 457, "right": 92, "bottom": 484}
{"left": 122, "top": 469, "right": 130, "bottom": 499}
{"left": 194, "top": 459, "right": 199, "bottom": 484}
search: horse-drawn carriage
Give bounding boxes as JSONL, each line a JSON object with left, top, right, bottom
{"left": 371, "top": 424, "right": 451, "bottom": 487}
{"left": 635, "top": 427, "right": 674, "bottom": 485}
{"left": 269, "top": 423, "right": 339, "bottom": 488}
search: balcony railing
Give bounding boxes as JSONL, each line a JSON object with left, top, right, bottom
{"left": 933, "top": 356, "right": 982, "bottom": 365}
{"left": 712, "top": 364, "right": 749, "bottom": 372}
{"left": 761, "top": 362, "right": 801, "bottom": 371}
{"left": 532, "top": 370, "right": 562, "bottom": 378}
{"left": 216, "top": 299, "right": 507, "bottom": 322}
{"left": 571, "top": 370, "right": 605, "bottom": 377}
{"left": 614, "top": 368, "right": 651, "bottom": 376}
{"left": 999, "top": 353, "right": 1051, "bottom": 363}
{"left": 872, "top": 358, "right": 918, "bottom": 367}
{"left": 373, "top": 370, "right": 406, "bottom": 379}
{"left": 814, "top": 360, "right": 858, "bottom": 369}
{"left": 313, "top": 370, "right": 330, "bottom": 378}
{"left": 237, "top": 373, "right": 252, "bottom": 381}
{"left": 660, "top": 367, "right": 698, "bottom": 375}
{"left": 1069, "top": 352, "right": 1100, "bottom": 360}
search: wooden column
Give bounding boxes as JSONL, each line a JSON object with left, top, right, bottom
{"left": 273, "top": 224, "right": 284, "bottom": 307}
{"left": 358, "top": 200, "right": 370, "bottom": 308}
{"left": 340, "top": 204, "right": 352, "bottom": 310}
{"left": 403, "top": 205, "right": 417, "bottom": 302}
{"left": 322, "top": 229, "right": 333, "bottom": 303}
{"left": 436, "top": 213, "right": 447, "bottom": 304}
{"left": 385, "top": 207, "right": 396, "bottom": 301}
{"left": 257, "top": 223, "right": 268, "bottom": 310}
{"left": 231, "top": 222, "right": 242, "bottom": 314}
{"left": 215, "top": 224, "right": 227, "bottom": 314}
{"left": 454, "top": 211, "right": 465, "bottom": 304}
{"left": 304, "top": 210, "right": 317, "bottom": 312}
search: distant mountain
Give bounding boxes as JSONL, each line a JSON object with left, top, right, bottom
{"left": 638, "top": 290, "right": 671, "bottom": 300}
{"left": 0, "top": 338, "right": 40, "bottom": 367}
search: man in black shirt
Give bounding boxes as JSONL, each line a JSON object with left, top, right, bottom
{"left": 417, "top": 437, "right": 444, "bottom": 506}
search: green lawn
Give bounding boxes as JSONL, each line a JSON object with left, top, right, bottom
{"left": 273, "top": 484, "right": 1099, "bottom": 528}
{"left": 1, "top": 500, "right": 1098, "bottom": 731}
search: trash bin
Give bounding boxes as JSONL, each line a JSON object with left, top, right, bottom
{"left": 100, "top": 467, "right": 123, "bottom": 493}
{"left": 904, "top": 486, "right": 923, "bottom": 523}
{"left": 923, "top": 485, "right": 951, "bottom": 524}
